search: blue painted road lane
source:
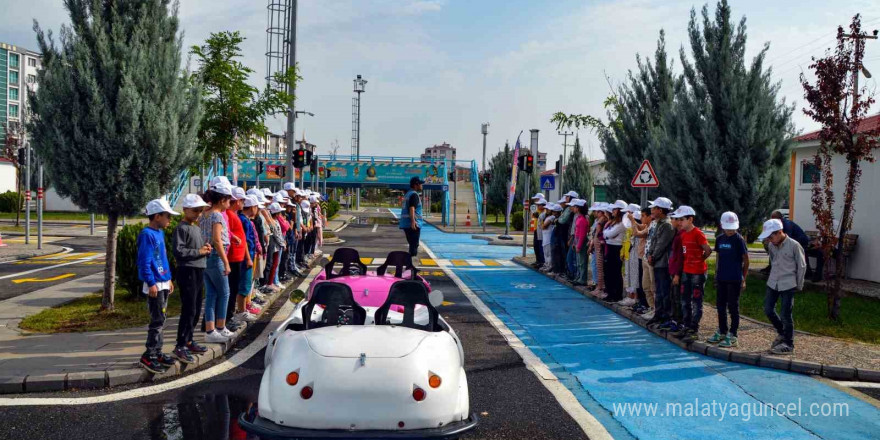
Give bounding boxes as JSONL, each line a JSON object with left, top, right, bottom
{"left": 418, "top": 224, "right": 880, "bottom": 440}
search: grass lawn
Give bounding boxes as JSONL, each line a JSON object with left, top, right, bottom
{"left": 19, "top": 287, "right": 182, "bottom": 333}
{"left": 703, "top": 259, "right": 880, "bottom": 344}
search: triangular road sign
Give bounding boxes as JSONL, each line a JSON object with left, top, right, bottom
{"left": 631, "top": 160, "right": 660, "bottom": 188}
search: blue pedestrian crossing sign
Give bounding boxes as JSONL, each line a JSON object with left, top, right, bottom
{"left": 540, "top": 175, "right": 555, "bottom": 191}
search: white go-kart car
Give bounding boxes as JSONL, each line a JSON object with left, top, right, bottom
{"left": 240, "top": 249, "right": 478, "bottom": 439}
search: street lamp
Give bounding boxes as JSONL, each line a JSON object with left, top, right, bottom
{"left": 353, "top": 74, "right": 367, "bottom": 209}
{"left": 481, "top": 123, "right": 489, "bottom": 233}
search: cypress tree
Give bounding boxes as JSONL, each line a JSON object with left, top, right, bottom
{"left": 486, "top": 142, "right": 512, "bottom": 220}
{"left": 563, "top": 136, "right": 594, "bottom": 201}
{"left": 29, "top": 0, "right": 202, "bottom": 310}
{"left": 651, "top": 0, "right": 793, "bottom": 235}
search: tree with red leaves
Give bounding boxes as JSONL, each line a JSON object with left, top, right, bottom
{"left": 800, "top": 14, "right": 880, "bottom": 321}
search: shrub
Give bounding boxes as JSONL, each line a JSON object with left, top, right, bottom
{"left": 431, "top": 201, "right": 443, "bottom": 213}
{"left": 0, "top": 191, "right": 22, "bottom": 213}
{"left": 115, "top": 216, "right": 179, "bottom": 300}
{"left": 326, "top": 199, "right": 340, "bottom": 219}
{"left": 511, "top": 210, "right": 524, "bottom": 231}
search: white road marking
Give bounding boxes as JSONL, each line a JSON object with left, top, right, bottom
{"left": 371, "top": 223, "right": 378, "bottom": 233}
{"left": 0, "top": 247, "right": 74, "bottom": 265}
{"left": 420, "top": 242, "right": 613, "bottom": 440}
{"left": 0, "top": 267, "right": 321, "bottom": 406}
{"left": 499, "top": 260, "right": 519, "bottom": 267}
{"left": 387, "top": 208, "right": 399, "bottom": 219}
{"left": 465, "top": 259, "right": 484, "bottom": 267}
{"left": 836, "top": 381, "right": 880, "bottom": 389}
{"left": 0, "top": 253, "right": 104, "bottom": 280}
{"left": 372, "top": 257, "right": 386, "bottom": 265}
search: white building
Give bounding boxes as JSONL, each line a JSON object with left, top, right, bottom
{"left": 539, "top": 159, "right": 610, "bottom": 203}
{"left": 789, "top": 114, "right": 880, "bottom": 283}
{"left": 420, "top": 142, "right": 456, "bottom": 162}
{"left": 1, "top": 42, "right": 40, "bottom": 150}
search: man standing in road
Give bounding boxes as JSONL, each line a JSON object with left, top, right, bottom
{"left": 400, "top": 176, "right": 424, "bottom": 257}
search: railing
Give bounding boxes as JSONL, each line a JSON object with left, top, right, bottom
{"left": 470, "top": 159, "right": 483, "bottom": 226}
{"left": 166, "top": 168, "right": 190, "bottom": 208}
{"left": 443, "top": 158, "right": 450, "bottom": 226}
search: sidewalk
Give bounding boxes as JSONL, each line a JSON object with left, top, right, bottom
{"left": 0, "top": 257, "right": 321, "bottom": 394}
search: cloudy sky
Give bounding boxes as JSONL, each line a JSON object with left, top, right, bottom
{"left": 3, "top": 0, "right": 880, "bottom": 168}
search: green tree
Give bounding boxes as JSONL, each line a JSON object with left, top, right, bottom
{"left": 651, "top": 0, "right": 793, "bottom": 233}
{"left": 563, "top": 136, "right": 593, "bottom": 202}
{"left": 29, "top": 0, "right": 202, "bottom": 310}
{"left": 485, "top": 141, "right": 512, "bottom": 220}
{"left": 191, "top": 31, "right": 298, "bottom": 171}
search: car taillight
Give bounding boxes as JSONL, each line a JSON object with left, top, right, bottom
{"left": 428, "top": 374, "right": 442, "bottom": 388}
{"left": 412, "top": 387, "right": 426, "bottom": 401}
{"left": 286, "top": 371, "right": 299, "bottom": 386}
{"left": 301, "top": 386, "right": 313, "bottom": 399}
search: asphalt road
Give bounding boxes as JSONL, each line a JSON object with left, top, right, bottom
{"left": 0, "top": 219, "right": 590, "bottom": 440}
{"left": 0, "top": 235, "right": 106, "bottom": 300}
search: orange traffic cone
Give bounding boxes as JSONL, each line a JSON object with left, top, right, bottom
{"left": 466, "top": 209, "right": 471, "bottom": 227}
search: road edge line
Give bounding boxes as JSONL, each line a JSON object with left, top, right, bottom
{"left": 420, "top": 241, "right": 613, "bottom": 440}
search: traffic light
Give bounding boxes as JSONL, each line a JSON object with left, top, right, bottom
{"left": 293, "top": 149, "right": 307, "bottom": 168}
{"left": 17, "top": 148, "right": 25, "bottom": 165}
{"left": 517, "top": 154, "right": 534, "bottom": 174}
{"left": 555, "top": 159, "right": 561, "bottom": 174}
{"left": 325, "top": 168, "right": 332, "bottom": 178}
{"left": 448, "top": 171, "right": 455, "bottom": 181}
{"left": 310, "top": 159, "right": 318, "bottom": 175}
{"left": 257, "top": 161, "right": 264, "bottom": 175}
{"left": 305, "top": 150, "right": 314, "bottom": 166}
{"left": 277, "top": 166, "right": 286, "bottom": 178}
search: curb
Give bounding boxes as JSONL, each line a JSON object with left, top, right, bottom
{"left": 510, "top": 257, "right": 880, "bottom": 384}
{"left": 0, "top": 244, "right": 67, "bottom": 263}
{"left": 0, "top": 255, "right": 322, "bottom": 395}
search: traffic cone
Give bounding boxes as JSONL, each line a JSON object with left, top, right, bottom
{"left": 466, "top": 209, "right": 471, "bottom": 227}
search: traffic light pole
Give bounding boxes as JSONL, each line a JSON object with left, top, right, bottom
{"left": 522, "top": 174, "right": 529, "bottom": 258}
{"left": 25, "top": 140, "right": 30, "bottom": 244}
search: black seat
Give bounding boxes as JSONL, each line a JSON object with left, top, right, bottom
{"left": 301, "top": 282, "right": 367, "bottom": 329}
{"left": 325, "top": 247, "right": 368, "bottom": 279}
{"left": 373, "top": 280, "right": 440, "bottom": 331}
{"left": 376, "top": 251, "right": 419, "bottom": 279}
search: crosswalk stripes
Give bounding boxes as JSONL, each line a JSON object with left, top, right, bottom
{"left": 325, "top": 256, "right": 517, "bottom": 268}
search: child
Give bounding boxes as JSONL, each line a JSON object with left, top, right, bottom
{"left": 541, "top": 204, "right": 559, "bottom": 272}
{"left": 759, "top": 218, "right": 806, "bottom": 355}
{"left": 646, "top": 197, "right": 675, "bottom": 327}
{"left": 621, "top": 204, "right": 642, "bottom": 307}
{"left": 601, "top": 202, "right": 626, "bottom": 302}
{"left": 660, "top": 214, "right": 685, "bottom": 332}
{"left": 708, "top": 211, "right": 750, "bottom": 348}
{"left": 268, "top": 202, "right": 288, "bottom": 290}
{"left": 234, "top": 195, "right": 262, "bottom": 324}
{"left": 225, "top": 187, "right": 250, "bottom": 332}
{"left": 633, "top": 207, "right": 654, "bottom": 317}
{"left": 670, "top": 206, "right": 711, "bottom": 342}
{"left": 171, "top": 194, "right": 213, "bottom": 365}
{"left": 138, "top": 198, "right": 179, "bottom": 374}
{"left": 572, "top": 200, "right": 590, "bottom": 285}
{"left": 200, "top": 182, "right": 233, "bottom": 343}
{"left": 589, "top": 204, "right": 607, "bottom": 298}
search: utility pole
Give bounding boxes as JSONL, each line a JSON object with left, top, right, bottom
{"left": 557, "top": 130, "right": 572, "bottom": 193}
{"left": 285, "top": 0, "right": 298, "bottom": 185}
{"left": 842, "top": 29, "right": 877, "bottom": 114}
{"left": 353, "top": 75, "right": 367, "bottom": 210}
{"left": 25, "top": 138, "right": 30, "bottom": 244}
{"left": 481, "top": 123, "right": 489, "bottom": 233}
{"left": 37, "top": 162, "right": 43, "bottom": 249}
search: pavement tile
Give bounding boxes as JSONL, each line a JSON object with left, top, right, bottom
{"left": 24, "top": 373, "right": 67, "bottom": 393}
{"left": 730, "top": 351, "right": 761, "bottom": 366}
{"left": 0, "top": 376, "right": 25, "bottom": 394}
{"left": 706, "top": 346, "right": 731, "bottom": 361}
{"left": 789, "top": 359, "right": 822, "bottom": 375}
{"left": 66, "top": 371, "right": 106, "bottom": 390}
{"left": 758, "top": 355, "right": 792, "bottom": 371}
{"left": 856, "top": 368, "right": 880, "bottom": 383}
{"left": 107, "top": 368, "right": 149, "bottom": 387}
{"left": 822, "top": 364, "right": 856, "bottom": 380}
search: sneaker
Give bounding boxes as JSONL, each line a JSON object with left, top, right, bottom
{"left": 187, "top": 342, "right": 208, "bottom": 354}
{"left": 658, "top": 321, "right": 674, "bottom": 330}
{"left": 770, "top": 343, "right": 794, "bottom": 355}
{"left": 672, "top": 328, "right": 691, "bottom": 339}
{"left": 205, "top": 330, "right": 228, "bottom": 343}
{"left": 252, "top": 297, "right": 267, "bottom": 306}
{"left": 173, "top": 347, "right": 196, "bottom": 364}
{"left": 641, "top": 311, "right": 655, "bottom": 320}
{"left": 157, "top": 353, "right": 176, "bottom": 367}
{"left": 718, "top": 335, "right": 738, "bottom": 348}
{"left": 707, "top": 332, "right": 725, "bottom": 344}
{"left": 682, "top": 330, "right": 698, "bottom": 343}
{"left": 235, "top": 311, "right": 257, "bottom": 323}
{"left": 219, "top": 327, "right": 235, "bottom": 338}
{"left": 619, "top": 298, "right": 637, "bottom": 307}
{"left": 247, "top": 305, "right": 262, "bottom": 315}
{"left": 771, "top": 335, "right": 785, "bottom": 349}
{"left": 226, "top": 320, "right": 242, "bottom": 332}
{"left": 140, "top": 355, "right": 169, "bottom": 374}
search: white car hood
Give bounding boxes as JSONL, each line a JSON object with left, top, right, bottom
{"left": 303, "top": 325, "right": 430, "bottom": 358}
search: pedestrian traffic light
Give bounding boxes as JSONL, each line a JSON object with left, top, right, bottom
{"left": 517, "top": 154, "right": 534, "bottom": 174}
{"left": 293, "top": 149, "right": 307, "bottom": 168}
{"left": 305, "top": 150, "right": 314, "bottom": 166}
{"left": 325, "top": 168, "right": 332, "bottom": 178}
{"left": 310, "top": 159, "right": 318, "bottom": 175}
{"left": 17, "top": 148, "right": 25, "bottom": 165}
{"left": 555, "top": 159, "right": 561, "bottom": 174}
{"left": 257, "top": 161, "right": 264, "bottom": 175}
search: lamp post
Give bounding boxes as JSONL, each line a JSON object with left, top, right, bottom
{"left": 353, "top": 75, "right": 366, "bottom": 210}
{"left": 481, "top": 123, "right": 489, "bottom": 233}
{"left": 557, "top": 130, "right": 572, "bottom": 195}
{"left": 284, "top": 0, "right": 298, "bottom": 186}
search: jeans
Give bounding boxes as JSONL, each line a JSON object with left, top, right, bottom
{"left": 175, "top": 267, "right": 204, "bottom": 348}
{"left": 203, "top": 252, "right": 230, "bottom": 324}
{"left": 145, "top": 290, "right": 170, "bottom": 356}
{"left": 287, "top": 232, "right": 298, "bottom": 272}
{"left": 671, "top": 273, "right": 683, "bottom": 323}
{"left": 403, "top": 227, "right": 421, "bottom": 257}
{"left": 239, "top": 262, "right": 254, "bottom": 296}
{"left": 295, "top": 232, "right": 306, "bottom": 266}
{"left": 268, "top": 251, "right": 281, "bottom": 286}
{"left": 566, "top": 246, "right": 577, "bottom": 279}
{"left": 716, "top": 280, "right": 742, "bottom": 336}
{"left": 226, "top": 259, "right": 243, "bottom": 320}
{"left": 590, "top": 254, "right": 598, "bottom": 284}
{"left": 576, "top": 245, "right": 589, "bottom": 284}
{"left": 534, "top": 235, "right": 545, "bottom": 266}
{"left": 653, "top": 268, "right": 671, "bottom": 321}
{"left": 764, "top": 287, "right": 795, "bottom": 347}
{"left": 635, "top": 259, "right": 648, "bottom": 307}
{"left": 680, "top": 272, "right": 706, "bottom": 331}
{"left": 604, "top": 244, "right": 624, "bottom": 302}
{"left": 543, "top": 243, "right": 552, "bottom": 268}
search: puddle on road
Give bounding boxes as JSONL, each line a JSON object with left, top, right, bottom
{"left": 148, "top": 393, "right": 261, "bottom": 440}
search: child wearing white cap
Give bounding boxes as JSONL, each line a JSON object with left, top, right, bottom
{"left": 532, "top": 199, "right": 547, "bottom": 269}
{"left": 170, "top": 194, "right": 213, "bottom": 365}
{"left": 707, "top": 211, "right": 750, "bottom": 348}
{"left": 541, "top": 204, "right": 559, "bottom": 272}
{"left": 759, "top": 218, "right": 806, "bottom": 354}
{"left": 137, "top": 197, "right": 179, "bottom": 373}
{"left": 669, "top": 206, "right": 712, "bottom": 342}
{"left": 198, "top": 183, "right": 233, "bottom": 343}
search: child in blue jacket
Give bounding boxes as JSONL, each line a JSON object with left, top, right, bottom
{"left": 137, "top": 198, "right": 179, "bottom": 374}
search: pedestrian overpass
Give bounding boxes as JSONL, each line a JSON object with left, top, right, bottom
{"left": 166, "top": 155, "right": 484, "bottom": 227}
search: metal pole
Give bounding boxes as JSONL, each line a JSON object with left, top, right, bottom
{"left": 37, "top": 163, "right": 43, "bottom": 249}
{"left": 285, "top": 0, "right": 298, "bottom": 185}
{"left": 522, "top": 176, "right": 529, "bottom": 257}
{"left": 558, "top": 131, "right": 572, "bottom": 193}
{"left": 25, "top": 139, "right": 30, "bottom": 244}
{"left": 641, "top": 187, "right": 647, "bottom": 209}
{"left": 453, "top": 177, "right": 457, "bottom": 233}
{"left": 90, "top": 213, "right": 95, "bottom": 236}
{"left": 481, "top": 123, "right": 488, "bottom": 233}
{"left": 355, "top": 90, "right": 362, "bottom": 211}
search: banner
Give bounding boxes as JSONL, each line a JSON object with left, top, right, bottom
{"left": 506, "top": 131, "right": 523, "bottom": 231}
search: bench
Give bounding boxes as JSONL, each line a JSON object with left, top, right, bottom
{"left": 805, "top": 231, "right": 859, "bottom": 278}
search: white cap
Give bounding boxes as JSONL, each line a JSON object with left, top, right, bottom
{"left": 670, "top": 205, "right": 696, "bottom": 218}
{"left": 210, "top": 182, "right": 233, "bottom": 196}
{"left": 535, "top": 199, "right": 547, "bottom": 205}
{"left": 261, "top": 188, "right": 273, "bottom": 198}
{"left": 587, "top": 202, "right": 599, "bottom": 213}
{"left": 633, "top": 211, "right": 642, "bottom": 220}
{"left": 209, "top": 176, "right": 231, "bottom": 190}
{"left": 283, "top": 182, "right": 296, "bottom": 191}
{"left": 570, "top": 199, "right": 586, "bottom": 207}
{"left": 145, "top": 197, "right": 180, "bottom": 216}
{"left": 758, "top": 219, "right": 784, "bottom": 240}
{"left": 532, "top": 193, "right": 545, "bottom": 200}
{"left": 274, "top": 191, "right": 288, "bottom": 201}
{"left": 300, "top": 200, "right": 311, "bottom": 210}
{"left": 648, "top": 197, "right": 673, "bottom": 210}
{"left": 611, "top": 200, "right": 628, "bottom": 211}
{"left": 626, "top": 203, "right": 641, "bottom": 213}
{"left": 556, "top": 198, "right": 568, "bottom": 205}
{"left": 287, "top": 198, "right": 296, "bottom": 206}
{"left": 181, "top": 194, "right": 209, "bottom": 209}
{"left": 720, "top": 211, "right": 740, "bottom": 230}
{"left": 243, "top": 195, "right": 263, "bottom": 208}
{"left": 231, "top": 187, "right": 246, "bottom": 200}
{"left": 268, "top": 202, "right": 284, "bottom": 214}
{"left": 309, "top": 195, "right": 318, "bottom": 203}
{"left": 564, "top": 191, "right": 579, "bottom": 198}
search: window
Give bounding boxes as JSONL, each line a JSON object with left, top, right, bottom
{"left": 27, "top": 58, "right": 37, "bottom": 67}
{"left": 8, "top": 71, "right": 18, "bottom": 84}
{"left": 9, "top": 53, "right": 19, "bottom": 69}
{"left": 26, "top": 74, "right": 36, "bottom": 84}
{"left": 801, "top": 161, "right": 820, "bottom": 185}
{"left": 9, "top": 104, "right": 19, "bottom": 118}
{"left": 8, "top": 87, "right": 18, "bottom": 101}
